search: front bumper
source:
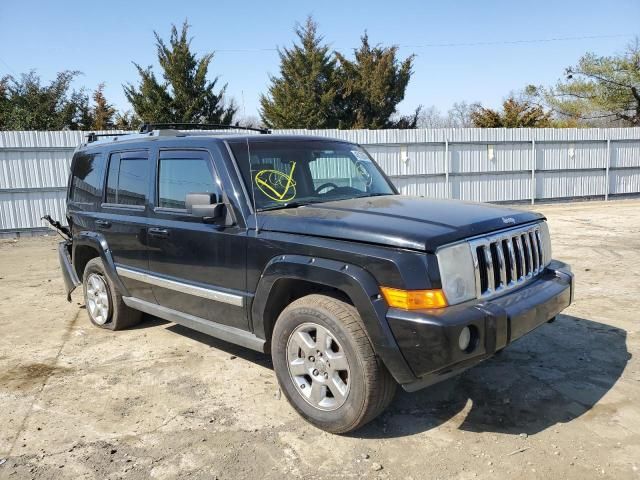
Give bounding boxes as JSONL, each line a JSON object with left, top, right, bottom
{"left": 387, "top": 260, "right": 573, "bottom": 392}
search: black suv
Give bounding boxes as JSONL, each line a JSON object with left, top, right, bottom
{"left": 54, "top": 126, "right": 573, "bottom": 433}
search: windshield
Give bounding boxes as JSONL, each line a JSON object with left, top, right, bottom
{"left": 229, "top": 140, "right": 395, "bottom": 211}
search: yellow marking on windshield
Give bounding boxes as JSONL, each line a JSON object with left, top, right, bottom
{"left": 254, "top": 162, "right": 297, "bottom": 202}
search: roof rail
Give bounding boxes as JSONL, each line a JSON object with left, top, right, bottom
{"left": 86, "top": 132, "right": 136, "bottom": 143}
{"left": 139, "top": 123, "right": 270, "bottom": 134}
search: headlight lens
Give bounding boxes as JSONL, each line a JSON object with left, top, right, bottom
{"left": 539, "top": 222, "right": 552, "bottom": 265}
{"left": 436, "top": 242, "right": 477, "bottom": 305}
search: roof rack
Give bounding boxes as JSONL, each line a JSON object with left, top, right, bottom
{"left": 86, "top": 132, "right": 136, "bottom": 143}
{"left": 139, "top": 123, "right": 270, "bottom": 134}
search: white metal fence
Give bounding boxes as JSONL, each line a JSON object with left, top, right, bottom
{"left": 1, "top": 128, "right": 640, "bottom": 235}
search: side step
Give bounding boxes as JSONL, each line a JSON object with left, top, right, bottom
{"left": 122, "top": 296, "right": 266, "bottom": 353}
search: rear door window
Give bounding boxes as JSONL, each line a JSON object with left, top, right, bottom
{"left": 104, "top": 151, "right": 149, "bottom": 206}
{"left": 69, "top": 152, "right": 106, "bottom": 203}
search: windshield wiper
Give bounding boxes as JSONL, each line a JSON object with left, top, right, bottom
{"left": 360, "top": 192, "right": 394, "bottom": 197}
{"left": 257, "top": 200, "right": 314, "bottom": 212}
{"left": 257, "top": 193, "right": 394, "bottom": 211}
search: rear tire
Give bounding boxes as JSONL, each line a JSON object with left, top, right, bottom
{"left": 271, "top": 294, "right": 396, "bottom": 434}
{"left": 82, "top": 258, "right": 141, "bottom": 330}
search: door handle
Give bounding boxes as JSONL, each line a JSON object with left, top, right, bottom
{"left": 148, "top": 227, "right": 170, "bottom": 238}
{"left": 95, "top": 219, "right": 111, "bottom": 229}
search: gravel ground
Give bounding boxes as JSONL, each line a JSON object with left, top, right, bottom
{"left": 0, "top": 199, "right": 639, "bottom": 479}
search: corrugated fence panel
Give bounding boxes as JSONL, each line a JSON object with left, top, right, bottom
{"left": 371, "top": 144, "right": 445, "bottom": 176}
{"left": 392, "top": 175, "right": 447, "bottom": 198}
{"left": 611, "top": 141, "right": 640, "bottom": 168}
{"left": 610, "top": 169, "right": 640, "bottom": 195}
{"left": 0, "top": 191, "right": 67, "bottom": 230}
{"left": 365, "top": 145, "right": 404, "bottom": 175}
{"left": 536, "top": 142, "right": 608, "bottom": 170}
{"left": 536, "top": 170, "right": 606, "bottom": 198}
{"left": 450, "top": 143, "right": 531, "bottom": 173}
{"left": 1, "top": 128, "right": 640, "bottom": 233}
{"left": 0, "top": 150, "right": 71, "bottom": 190}
{"left": 451, "top": 173, "right": 532, "bottom": 202}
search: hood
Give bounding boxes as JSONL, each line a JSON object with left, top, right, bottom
{"left": 257, "top": 196, "right": 544, "bottom": 252}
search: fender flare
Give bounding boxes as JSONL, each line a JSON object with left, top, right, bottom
{"left": 72, "top": 231, "right": 130, "bottom": 297}
{"left": 252, "top": 255, "right": 416, "bottom": 384}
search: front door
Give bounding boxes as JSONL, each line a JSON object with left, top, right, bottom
{"left": 146, "top": 148, "right": 248, "bottom": 330}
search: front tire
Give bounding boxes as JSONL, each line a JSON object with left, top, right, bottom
{"left": 271, "top": 294, "right": 396, "bottom": 433}
{"left": 82, "top": 258, "right": 141, "bottom": 330}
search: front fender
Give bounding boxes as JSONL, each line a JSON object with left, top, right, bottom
{"left": 252, "top": 255, "right": 416, "bottom": 384}
{"left": 72, "top": 231, "right": 130, "bottom": 297}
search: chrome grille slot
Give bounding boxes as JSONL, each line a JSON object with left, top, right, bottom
{"left": 469, "top": 223, "right": 550, "bottom": 299}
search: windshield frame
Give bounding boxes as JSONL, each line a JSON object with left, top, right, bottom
{"left": 225, "top": 138, "right": 398, "bottom": 212}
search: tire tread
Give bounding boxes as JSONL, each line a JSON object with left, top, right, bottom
{"left": 281, "top": 294, "right": 396, "bottom": 433}
{"left": 83, "top": 258, "right": 141, "bottom": 331}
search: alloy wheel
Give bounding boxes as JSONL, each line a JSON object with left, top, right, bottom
{"left": 286, "top": 322, "right": 351, "bottom": 411}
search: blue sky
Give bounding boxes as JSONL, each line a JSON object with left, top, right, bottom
{"left": 1, "top": 0, "right": 638, "bottom": 120}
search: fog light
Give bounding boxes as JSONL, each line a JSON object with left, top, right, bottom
{"left": 458, "top": 327, "right": 471, "bottom": 351}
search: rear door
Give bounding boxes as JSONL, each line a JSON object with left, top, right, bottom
{"left": 97, "top": 149, "right": 155, "bottom": 303}
{"left": 146, "top": 148, "right": 248, "bottom": 330}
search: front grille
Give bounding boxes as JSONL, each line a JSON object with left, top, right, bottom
{"left": 469, "top": 223, "right": 548, "bottom": 299}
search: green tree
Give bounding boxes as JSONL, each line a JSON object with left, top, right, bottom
{"left": 527, "top": 39, "right": 640, "bottom": 126}
{"left": 124, "top": 20, "right": 236, "bottom": 125}
{"left": 470, "top": 97, "right": 552, "bottom": 128}
{"left": 335, "top": 34, "right": 417, "bottom": 129}
{"left": 113, "top": 110, "right": 140, "bottom": 131}
{"left": 260, "top": 17, "right": 339, "bottom": 129}
{"left": 91, "top": 83, "right": 116, "bottom": 130}
{"left": 0, "top": 70, "right": 91, "bottom": 130}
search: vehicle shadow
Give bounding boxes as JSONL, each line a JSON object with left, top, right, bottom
{"left": 163, "top": 323, "right": 274, "bottom": 369}
{"left": 353, "top": 314, "right": 630, "bottom": 439}
{"left": 137, "top": 312, "right": 629, "bottom": 439}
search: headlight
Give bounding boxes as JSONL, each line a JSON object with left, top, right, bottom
{"left": 538, "top": 222, "right": 552, "bottom": 265}
{"left": 436, "top": 242, "right": 477, "bottom": 305}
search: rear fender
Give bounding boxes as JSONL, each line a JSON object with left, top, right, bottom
{"left": 252, "top": 255, "right": 416, "bottom": 384}
{"left": 72, "top": 231, "right": 130, "bottom": 297}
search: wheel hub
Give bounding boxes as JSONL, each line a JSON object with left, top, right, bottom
{"left": 86, "top": 273, "right": 109, "bottom": 325}
{"left": 286, "top": 322, "right": 351, "bottom": 411}
{"left": 315, "top": 355, "right": 329, "bottom": 375}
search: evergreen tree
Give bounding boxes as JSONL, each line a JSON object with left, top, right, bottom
{"left": 71, "top": 88, "right": 94, "bottom": 130}
{"left": 114, "top": 110, "right": 140, "bottom": 131}
{"left": 260, "top": 17, "right": 339, "bottom": 129}
{"left": 0, "top": 70, "right": 89, "bottom": 130}
{"left": 91, "top": 83, "right": 116, "bottom": 130}
{"left": 335, "top": 34, "right": 416, "bottom": 129}
{"left": 124, "top": 20, "right": 236, "bottom": 124}
{"left": 470, "top": 97, "right": 552, "bottom": 128}
{"left": 527, "top": 39, "right": 640, "bottom": 126}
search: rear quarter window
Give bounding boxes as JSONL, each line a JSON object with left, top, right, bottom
{"left": 69, "top": 152, "right": 106, "bottom": 204}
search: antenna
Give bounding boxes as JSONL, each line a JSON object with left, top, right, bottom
{"left": 246, "top": 137, "right": 259, "bottom": 235}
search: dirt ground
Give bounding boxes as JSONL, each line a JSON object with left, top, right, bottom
{"left": 0, "top": 199, "right": 639, "bottom": 480}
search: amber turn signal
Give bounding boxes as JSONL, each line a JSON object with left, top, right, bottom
{"left": 380, "top": 287, "right": 448, "bottom": 310}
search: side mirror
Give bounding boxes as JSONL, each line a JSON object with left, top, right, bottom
{"left": 185, "top": 193, "right": 224, "bottom": 222}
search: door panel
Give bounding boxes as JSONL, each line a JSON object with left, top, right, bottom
{"left": 147, "top": 149, "right": 248, "bottom": 330}
{"left": 98, "top": 150, "right": 155, "bottom": 302}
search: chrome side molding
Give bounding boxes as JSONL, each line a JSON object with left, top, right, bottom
{"left": 116, "top": 266, "right": 244, "bottom": 307}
